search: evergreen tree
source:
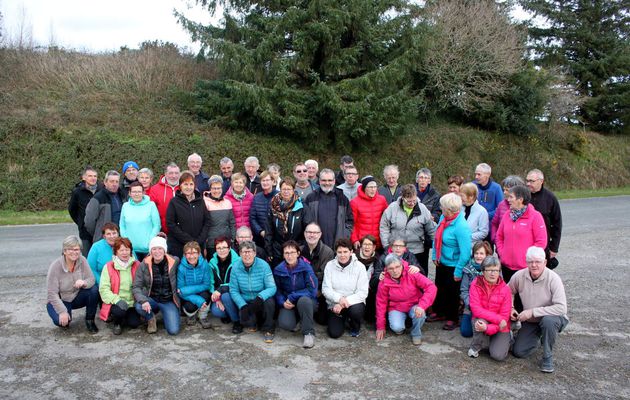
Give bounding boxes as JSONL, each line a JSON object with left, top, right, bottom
{"left": 177, "top": 0, "right": 422, "bottom": 149}
{"left": 521, "top": 0, "right": 630, "bottom": 133}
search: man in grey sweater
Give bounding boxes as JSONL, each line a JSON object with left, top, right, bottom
{"left": 509, "top": 246, "right": 568, "bottom": 373}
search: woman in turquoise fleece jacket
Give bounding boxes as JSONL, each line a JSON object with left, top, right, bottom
{"left": 120, "top": 182, "right": 161, "bottom": 258}
{"left": 177, "top": 241, "right": 213, "bottom": 328}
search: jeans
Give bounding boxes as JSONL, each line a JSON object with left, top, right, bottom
{"left": 47, "top": 286, "right": 99, "bottom": 326}
{"left": 460, "top": 312, "right": 473, "bottom": 337}
{"left": 278, "top": 297, "right": 316, "bottom": 335}
{"left": 513, "top": 316, "right": 568, "bottom": 360}
{"left": 134, "top": 298, "right": 181, "bottom": 335}
{"left": 388, "top": 306, "right": 427, "bottom": 339}
{"left": 210, "top": 292, "right": 239, "bottom": 323}
{"left": 327, "top": 303, "right": 365, "bottom": 339}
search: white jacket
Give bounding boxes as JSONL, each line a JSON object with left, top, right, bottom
{"left": 322, "top": 254, "right": 369, "bottom": 309}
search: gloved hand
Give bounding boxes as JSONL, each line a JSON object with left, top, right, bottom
{"left": 116, "top": 300, "right": 128, "bottom": 311}
{"left": 249, "top": 296, "right": 264, "bottom": 314}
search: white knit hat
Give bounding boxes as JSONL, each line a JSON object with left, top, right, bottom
{"left": 149, "top": 236, "right": 168, "bottom": 252}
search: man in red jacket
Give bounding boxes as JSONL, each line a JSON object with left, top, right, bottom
{"left": 149, "top": 162, "right": 180, "bottom": 234}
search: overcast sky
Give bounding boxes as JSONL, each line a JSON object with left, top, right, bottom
{"left": 1, "top": 0, "right": 216, "bottom": 52}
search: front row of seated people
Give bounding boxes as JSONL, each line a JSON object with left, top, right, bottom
{"left": 47, "top": 233, "right": 567, "bottom": 372}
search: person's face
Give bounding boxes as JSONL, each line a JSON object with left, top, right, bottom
{"left": 117, "top": 244, "right": 131, "bottom": 263}
{"left": 180, "top": 179, "right": 195, "bottom": 197}
{"left": 319, "top": 172, "right": 335, "bottom": 193}
{"left": 210, "top": 183, "right": 223, "bottom": 198}
{"left": 507, "top": 192, "right": 524, "bottom": 210}
{"left": 360, "top": 240, "right": 375, "bottom": 257}
{"left": 166, "top": 166, "right": 181, "bottom": 185}
{"left": 236, "top": 232, "right": 252, "bottom": 244}
{"left": 503, "top": 186, "right": 510, "bottom": 197}
{"left": 306, "top": 164, "right": 317, "bottom": 179}
{"left": 386, "top": 261, "right": 403, "bottom": 279}
{"left": 344, "top": 168, "right": 358, "bottom": 185}
{"left": 104, "top": 176, "right": 120, "bottom": 193}
{"left": 283, "top": 246, "right": 299, "bottom": 266}
{"left": 260, "top": 175, "right": 273, "bottom": 192}
{"left": 336, "top": 246, "right": 352, "bottom": 264}
{"left": 104, "top": 229, "right": 119, "bottom": 246}
{"left": 483, "top": 265, "right": 501, "bottom": 284}
{"left": 293, "top": 165, "right": 308, "bottom": 182}
{"left": 138, "top": 172, "right": 152, "bottom": 189}
{"left": 527, "top": 257, "right": 546, "bottom": 279}
{"left": 526, "top": 173, "right": 543, "bottom": 193}
{"left": 220, "top": 162, "right": 233, "bottom": 178}
{"left": 475, "top": 169, "right": 490, "bottom": 185}
{"left": 215, "top": 241, "right": 230, "bottom": 260}
{"left": 473, "top": 248, "right": 488, "bottom": 265}
{"left": 269, "top": 169, "right": 280, "bottom": 182}
{"left": 83, "top": 170, "right": 98, "bottom": 186}
{"left": 304, "top": 226, "right": 322, "bottom": 246}
{"left": 416, "top": 173, "right": 431, "bottom": 189}
{"left": 240, "top": 248, "right": 256, "bottom": 266}
{"left": 151, "top": 247, "right": 165, "bottom": 263}
{"left": 245, "top": 162, "right": 258, "bottom": 177}
{"left": 448, "top": 183, "right": 460, "bottom": 194}
{"left": 188, "top": 157, "right": 202, "bottom": 174}
{"left": 385, "top": 172, "right": 398, "bottom": 188}
{"left": 364, "top": 182, "right": 378, "bottom": 198}
{"left": 125, "top": 167, "right": 138, "bottom": 181}
{"left": 280, "top": 183, "right": 294, "bottom": 201}
{"left": 391, "top": 241, "right": 406, "bottom": 257}
{"left": 129, "top": 186, "right": 144, "bottom": 203}
{"left": 341, "top": 162, "right": 354, "bottom": 172}
{"left": 461, "top": 193, "right": 475, "bottom": 206}
{"left": 63, "top": 245, "right": 82, "bottom": 263}
{"left": 232, "top": 178, "right": 245, "bottom": 194}
{"left": 184, "top": 247, "right": 200, "bottom": 266}
{"left": 402, "top": 195, "right": 417, "bottom": 209}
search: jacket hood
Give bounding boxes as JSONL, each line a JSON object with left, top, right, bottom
{"left": 156, "top": 175, "right": 179, "bottom": 189}
{"left": 357, "top": 186, "right": 379, "bottom": 201}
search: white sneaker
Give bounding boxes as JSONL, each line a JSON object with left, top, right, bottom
{"left": 468, "top": 348, "right": 479, "bottom": 358}
{"left": 303, "top": 333, "right": 315, "bottom": 348}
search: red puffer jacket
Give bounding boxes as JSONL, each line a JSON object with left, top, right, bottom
{"left": 469, "top": 276, "right": 512, "bottom": 335}
{"left": 350, "top": 187, "right": 388, "bottom": 248}
{"left": 148, "top": 176, "right": 179, "bottom": 234}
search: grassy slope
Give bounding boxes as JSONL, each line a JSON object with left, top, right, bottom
{"left": 1, "top": 48, "right": 629, "bottom": 212}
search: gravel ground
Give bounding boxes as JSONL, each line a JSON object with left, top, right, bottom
{"left": 0, "top": 196, "right": 628, "bottom": 399}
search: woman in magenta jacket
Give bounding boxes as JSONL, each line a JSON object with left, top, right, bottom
{"left": 375, "top": 253, "right": 437, "bottom": 346}
{"left": 495, "top": 185, "right": 547, "bottom": 283}
{"left": 224, "top": 173, "right": 254, "bottom": 230}
{"left": 467, "top": 255, "right": 512, "bottom": 361}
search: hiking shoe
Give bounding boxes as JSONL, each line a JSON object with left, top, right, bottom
{"left": 264, "top": 332, "right": 274, "bottom": 343}
{"left": 221, "top": 317, "right": 231, "bottom": 324}
{"left": 468, "top": 348, "right": 479, "bottom": 358}
{"left": 199, "top": 317, "right": 213, "bottom": 329}
{"left": 232, "top": 322, "right": 243, "bottom": 334}
{"left": 303, "top": 334, "right": 315, "bottom": 349}
{"left": 412, "top": 337, "right": 422, "bottom": 346}
{"left": 350, "top": 330, "right": 360, "bottom": 338}
{"left": 112, "top": 324, "right": 122, "bottom": 335}
{"left": 147, "top": 317, "right": 157, "bottom": 334}
{"left": 187, "top": 315, "right": 197, "bottom": 326}
{"left": 427, "top": 313, "right": 445, "bottom": 322}
{"left": 540, "top": 357, "right": 555, "bottom": 373}
{"left": 247, "top": 326, "right": 258, "bottom": 333}
{"left": 85, "top": 319, "right": 99, "bottom": 334}
{"left": 443, "top": 320, "right": 458, "bottom": 331}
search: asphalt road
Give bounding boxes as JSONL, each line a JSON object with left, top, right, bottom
{"left": 0, "top": 196, "right": 628, "bottom": 399}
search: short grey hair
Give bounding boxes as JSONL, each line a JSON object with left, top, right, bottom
{"left": 208, "top": 175, "right": 223, "bottom": 185}
{"left": 440, "top": 192, "right": 463, "bottom": 214}
{"left": 415, "top": 168, "right": 432, "bottom": 180}
{"left": 165, "top": 162, "right": 180, "bottom": 173}
{"left": 509, "top": 185, "right": 531, "bottom": 205}
{"left": 187, "top": 153, "right": 202, "bottom": 163}
{"left": 105, "top": 170, "right": 120, "bottom": 180}
{"left": 384, "top": 253, "right": 402, "bottom": 268}
{"left": 304, "top": 159, "right": 318, "bottom": 170}
{"left": 219, "top": 157, "right": 233, "bottom": 166}
{"left": 62, "top": 235, "right": 82, "bottom": 252}
{"left": 239, "top": 240, "right": 256, "bottom": 253}
{"left": 139, "top": 167, "right": 153, "bottom": 178}
{"left": 236, "top": 226, "right": 253, "bottom": 238}
{"left": 480, "top": 255, "right": 501, "bottom": 271}
{"left": 383, "top": 165, "right": 399, "bottom": 178}
{"left": 319, "top": 168, "right": 335, "bottom": 178}
{"left": 527, "top": 169, "right": 545, "bottom": 180}
{"left": 390, "top": 235, "right": 406, "bottom": 245}
{"left": 501, "top": 175, "right": 525, "bottom": 189}
{"left": 476, "top": 163, "right": 492, "bottom": 174}
{"left": 526, "top": 246, "right": 546, "bottom": 262}
{"left": 244, "top": 156, "right": 259, "bottom": 167}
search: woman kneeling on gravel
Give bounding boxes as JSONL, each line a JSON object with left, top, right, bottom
{"left": 177, "top": 241, "right": 213, "bottom": 329}
{"left": 375, "top": 254, "right": 437, "bottom": 346}
{"left": 132, "top": 236, "right": 181, "bottom": 335}
{"left": 99, "top": 237, "right": 142, "bottom": 335}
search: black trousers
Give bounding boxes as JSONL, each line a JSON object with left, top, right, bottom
{"left": 434, "top": 265, "right": 461, "bottom": 322}
{"left": 502, "top": 265, "right": 522, "bottom": 311}
{"left": 182, "top": 291, "right": 212, "bottom": 314}
{"left": 241, "top": 297, "right": 275, "bottom": 333}
{"left": 327, "top": 303, "right": 365, "bottom": 338}
{"left": 110, "top": 304, "right": 142, "bottom": 328}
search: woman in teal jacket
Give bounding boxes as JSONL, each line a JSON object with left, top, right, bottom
{"left": 431, "top": 193, "right": 471, "bottom": 330}
{"left": 119, "top": 182, "right": 161, "bottom": 260}
{"left": 177, "top": 241, "right": 213, "bottom": 329}
{"left": 208, "top": 237, "right": 241, "bottom": 329}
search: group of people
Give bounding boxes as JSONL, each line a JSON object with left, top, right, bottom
{"left": 50, "top": 154, "right": 567, "bottom": 372}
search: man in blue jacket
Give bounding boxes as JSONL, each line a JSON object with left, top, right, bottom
{"left": 474, "top": 163, "right": 503, "bottom": 236}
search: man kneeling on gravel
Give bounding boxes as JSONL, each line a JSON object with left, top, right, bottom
{"left": 509, "top": 246, "right": 568, "bottom": 373}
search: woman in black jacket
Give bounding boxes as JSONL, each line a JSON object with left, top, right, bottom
{"left": 166, "top": 171, "right": 211, "bottom": 259}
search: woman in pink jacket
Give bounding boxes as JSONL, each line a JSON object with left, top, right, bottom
{"left": 375, "top": 254, "right": 437, "bottom": 346}
{"left": 224, "top": 173, "right": 254, "bottom": 229}
{"left": 495, "top": 185, "right": 547, "bottom": 283}
{"left": 490, "top": 175, "right": 525, "bottom": 242}
{"left": 468, "top": 255, "right": 512, "bottom": 361}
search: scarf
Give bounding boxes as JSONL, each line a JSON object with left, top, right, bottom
{"left": 356, "top": 250, "right": 376, "bottom": 269}
{"left": 510, "top": 205, "right": 527, "bottom": 221}
{"left": 233, "top": 191, "right": 246, "bottom": 201}
{"left": 86, "top": 184, "right": 98, "bottom": 194}
{"left": 112, "top": 255, "right": 135, "bottom": 270}
{"left": 270, "top": 193, "right": 298, "bottom": 235}
{"left": 434, "top": 211, "right": 459, "bottom": 263}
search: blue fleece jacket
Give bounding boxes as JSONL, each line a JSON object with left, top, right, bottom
{"left": 272, "top": 258, "right": 318, "bottom": 306}
{"left": 177, "top": 256, "right": 213, "bottom": 308}
{"left": 475, "top": 179, "right": 503, "bottom": 220}
{"left": 87, "top": 239, "right": 113, "bottom": 287}
{"left": 229, "top": 257, "right": 277, "bottom": 309}
{"left": 119, "top": 195, "right": 161, "bottom": 253}
{"left": 433, "top": 212, "right": 472, "bottom": 279}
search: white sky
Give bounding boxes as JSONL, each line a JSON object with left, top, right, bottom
{"left": 1, "top": 0, "right": 217, "bottom": 52}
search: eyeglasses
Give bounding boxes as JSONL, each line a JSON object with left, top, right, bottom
{"left": 345, "top": 172, "right": 358, "bottom": 176}
{"left": 295, "top": 169, "right": 307, "bottom": 173}
{"left": 391, "top": 244, "right": 405, "bottom": 248}
{"left": 526, "top": 179, "right": 540, "bottom": 183}
{"left": 184, "top": 251, "right": 199, "bottom": 255}
{"left": 65, "top": 248, "right": 82, "bottom": 253}
{"left": 386, "top": 265, "right": 402, "bottom": 272}
{"left": 283, "top": 251, "right": 298, "bottom": 255}
{"left": 240, "top": 250, "right": 255, "bottom": 254}
{"left": 484, "top": 269, "right": 501, "bottom": 274}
